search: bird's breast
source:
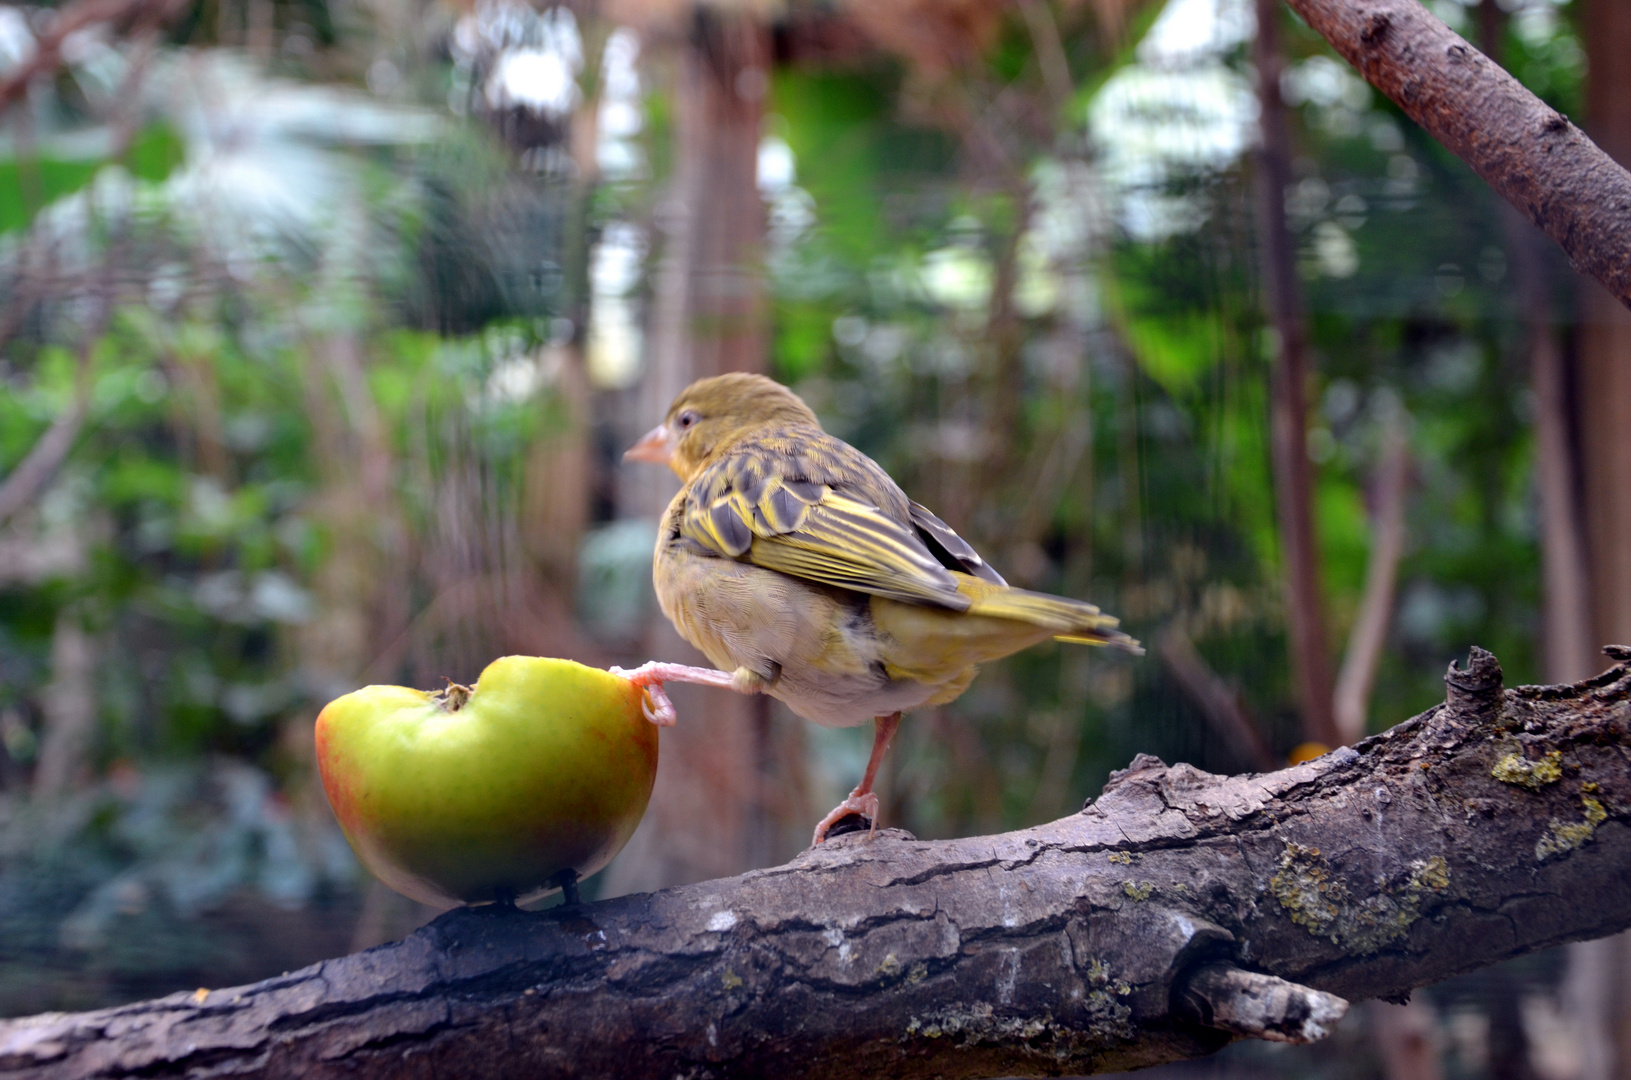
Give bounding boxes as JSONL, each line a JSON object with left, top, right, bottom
{"left": 652, "top": 537, "right": 949, "bottom": 727}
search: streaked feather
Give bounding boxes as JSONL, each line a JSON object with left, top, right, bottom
{"left": 679, "top": 428, "right": 972, "bottom": 608}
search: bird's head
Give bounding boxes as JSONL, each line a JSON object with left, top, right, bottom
{"left": 625, "top": 373, "right": 821, "bottom": 479}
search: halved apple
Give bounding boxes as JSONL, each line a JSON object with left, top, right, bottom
{"left": 316, "top": 656, "right": 657, "bottom": 909}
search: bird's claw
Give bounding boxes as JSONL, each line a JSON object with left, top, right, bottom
{"left": 811, "top": 789, "right": 881, "bottom": 847}
{"left": 609, "top": 662, "right": 738, "bottom": 727}
{"left": 641, "top": 684, "right": 678, "bottom": 726}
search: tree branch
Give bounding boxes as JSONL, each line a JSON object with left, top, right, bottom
{"left": 1280, "top": 0, "right": 1631, "bottom": 311}
{"left": 0, "top": 399, "right": 87, "bottom": 528}
{"left": 0, "top": 0, "right": 183, "bottom": 115}
{"left": 3, "top": 646, "right": 1631, "bottom": 1077}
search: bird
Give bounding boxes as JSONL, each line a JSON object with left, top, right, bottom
{"left": 618, "top": 372, "right": 1140, "bottom": 846}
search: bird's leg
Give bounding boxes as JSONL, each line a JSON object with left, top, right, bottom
{"left": 608, "top": 661, "right": 739, "bottom": 726}
{"left": 731, "top": 661, "right": 780, "bottom": 696}
{"left": 811, "top": 712, "right": 902, "bottom": 846}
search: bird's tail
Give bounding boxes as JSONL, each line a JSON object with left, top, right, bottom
{"left": 956, "top": 576, "right": 1143, "bottom": 654}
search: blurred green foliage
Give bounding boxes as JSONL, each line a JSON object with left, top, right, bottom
{"left": 0, "top": 122, "right": 186, "bottom": 235}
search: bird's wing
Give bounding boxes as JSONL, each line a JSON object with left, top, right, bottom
{"left": 907, "top": 501, "right": 1007, "bottom": 586}
{"left": 679, "top": 430, "right": 974, "bottom": 609}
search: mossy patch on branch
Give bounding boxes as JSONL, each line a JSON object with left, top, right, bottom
{"left": 1269, "top": 842, "right": 1450, "bottom": 954}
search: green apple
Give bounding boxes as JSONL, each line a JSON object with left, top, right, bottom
{"left": 315, "top": 656, "right": 657, "bottom": 909}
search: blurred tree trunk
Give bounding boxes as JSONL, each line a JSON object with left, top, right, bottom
{"left": 1467, "top": 0, "right": 1594, "bottom": 692}
{"left": 1484, "top": 965, "right": 1540, "bottom": 1080}
{"left": 297, "top": 332, "right": 406, "bottom": 700}
{"left": 1466, "top": 8, "right": 1590, "bottom": 1078}
{"left": 1252, "top": 0, "right": 1339, "bottom": 749}
{"left": 603, "top": 10, "right": 787, "bottom": 895}
{"left": 31, "top": 610, "right": 96, "bottom": 801}
{"left": 1525, "top": 229, "right": 1593, "bottom": 686}
{"left": 1577, "top": 0, "right": 1631, "bottom": 673}
{"left": 1559, "top": 2, "right": 1631, "bottom": 1077}
{"left": 14, "top": 314, "right": 105, "bottom": 803}
{"left": 523, "top": 343, "right": 592, "bottom": 601}
{"left": 522, "top": 42, "right": 604, "bottom": 601}
{"left": 1158, "top": 624, "right": 1278, "bottom": 772}
{"left": 1332, "top": 417, "right": 1409, "bottom": 746}
{"left": 1258, "top": 5, "right": 1432, "bottom": 1070}
{"left": 1372, "top": 998, "right": 1445, "bottom": 1080}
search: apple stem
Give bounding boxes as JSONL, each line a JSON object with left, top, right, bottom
{"left": 434, "top": 681, "right": 472, "bottom": 712}
{"left": 554, "top": 869, "right": 580, "bottom": 907}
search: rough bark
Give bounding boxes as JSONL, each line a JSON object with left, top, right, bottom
{"left": 1279, "top": 0, "right": 1631, "bottom": 311}
{"left": 6, "top": 646, "right": 1631, "bottom": 1078}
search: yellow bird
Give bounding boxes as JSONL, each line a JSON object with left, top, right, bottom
{"left": 620, "top": 372, "right": 1140, "bottom": 846}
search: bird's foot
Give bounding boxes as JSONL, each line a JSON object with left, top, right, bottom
{"left": 811, "top": 788, "right": 881, "bottom": 847}
{"left": 608, "top": 662, "right": 738, "bottom": 727}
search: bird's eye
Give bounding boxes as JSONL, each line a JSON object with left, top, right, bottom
{"left": 677, "top": 410, "right": 699, "bottom": 429}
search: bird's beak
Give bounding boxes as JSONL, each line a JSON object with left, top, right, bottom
{"left": 624, "top": 423, "right": 674, "bottom": 465}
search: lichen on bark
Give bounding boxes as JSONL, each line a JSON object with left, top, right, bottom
{"left": 1492, "top": 749, "right": 1563, "bottom": 788}
{"left": 1536, "top": 790, "right": 1609, "bottom": 860}
{"left": 1269, "top": 843, "right": 1450, "bottom": 953}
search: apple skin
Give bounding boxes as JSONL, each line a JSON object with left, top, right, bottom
{"left": 315, "top": 656, "right": 657, "bottom": 909}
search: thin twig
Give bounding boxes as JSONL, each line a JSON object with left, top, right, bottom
{"left": 0, "top": 0, "right": 177, "bottom": 116}
{"left": 1016, "top": 0, "right": 1075, "bottom": 113}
